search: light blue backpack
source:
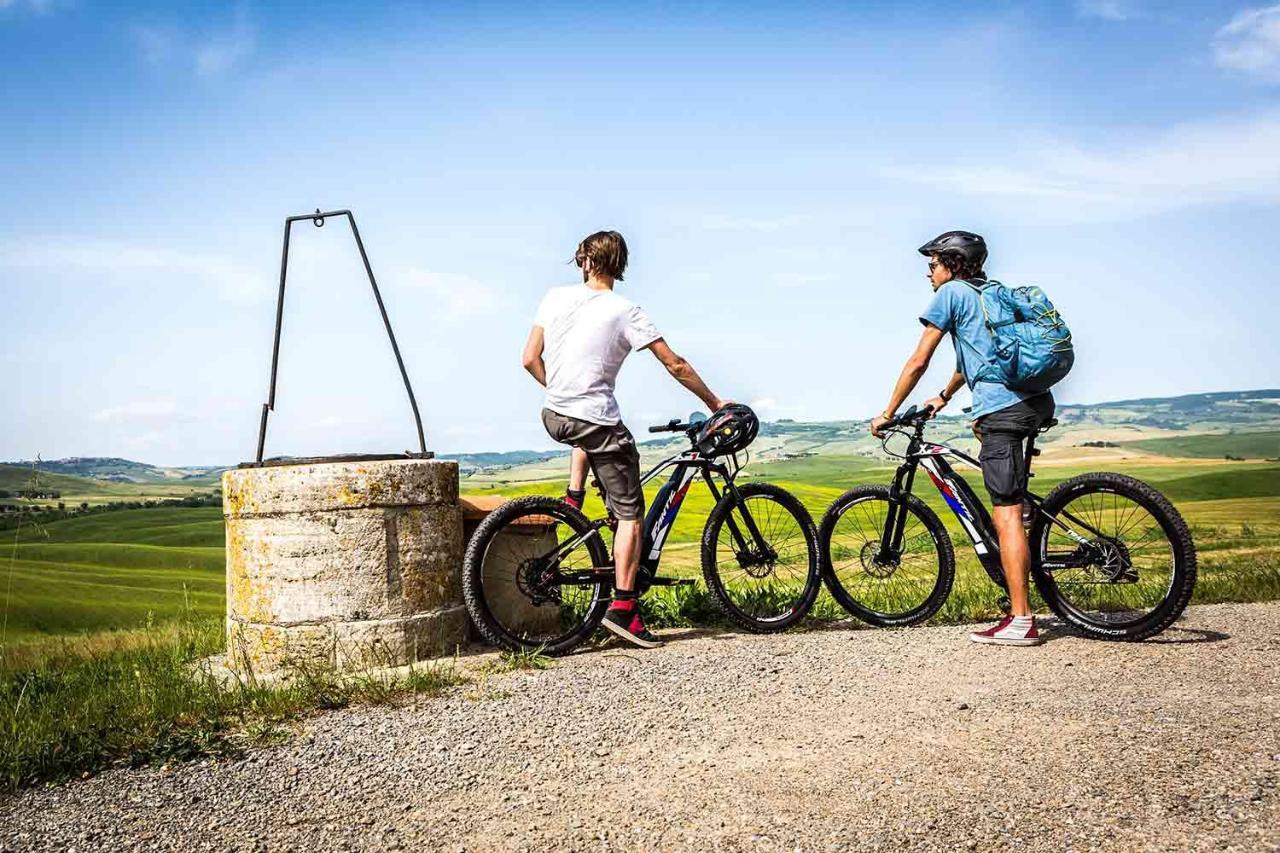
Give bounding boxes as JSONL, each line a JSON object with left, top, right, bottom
{"left": 965, "top": 280, "right": 1074, "bottom": 394}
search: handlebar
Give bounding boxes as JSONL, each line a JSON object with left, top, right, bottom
{"left": 880, "top": 404, "right": 935, "bottom": 431}
{"left": 649, "top": 418, "right": 704, "bottom": 434}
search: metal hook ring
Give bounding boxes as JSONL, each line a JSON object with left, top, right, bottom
{"left": 312, "top": 209, "right": 325, "bottom": 228}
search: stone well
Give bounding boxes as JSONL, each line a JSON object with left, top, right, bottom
{"left": 222, "top": 458, "right": 466, "bottom": 673}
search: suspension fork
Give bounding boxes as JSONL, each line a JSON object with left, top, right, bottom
{"left": 878, "top": 459, "right": 919, "bottom": 562}
{"left": 702, "top": 469, "right": 772, "bottom": 556}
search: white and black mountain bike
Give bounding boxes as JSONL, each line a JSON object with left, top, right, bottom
{"left": 818, "top": 405, "right": 1197, "bottom": 641}
{"left": 463, "top": 414, "right": 820, "bottom": 655}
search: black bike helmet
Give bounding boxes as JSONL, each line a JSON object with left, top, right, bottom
{"left": 695, "top": 403, "right": 759, "bottom": 457}
{"left": 917, "top": 230, "right": 988, "bottom": 270}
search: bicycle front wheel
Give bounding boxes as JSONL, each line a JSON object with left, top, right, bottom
{"left": 819, "top": 485, "right": 955, "bottom": 627}
{"left": 701, "top": 483, "right": 821, "bottom": 633}
{"left": 1031, "top": 473, "right": 1196, "bottom": 641}
{"left": 462, "top": 496, "right": 611, "bottom": 655}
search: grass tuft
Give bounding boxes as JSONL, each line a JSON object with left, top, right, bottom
{"left": 0, "top": 611, "right": 467, "bottom": 793}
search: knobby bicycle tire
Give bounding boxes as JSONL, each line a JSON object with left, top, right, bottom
{"left": 462, "top": 495, "right": 611, "bottom": 655}
{"left": 1030, "top": 472, "right": 1197, "bottom": 641}
{"left": 701, "top": 483, "right": 821, "bottom": 633}
{"left": 818, "top": 485, "right": 956, "bottom": 627}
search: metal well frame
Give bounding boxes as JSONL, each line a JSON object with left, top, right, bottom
{"left": 249, "top": 209, "right": 429, "bottom": 467}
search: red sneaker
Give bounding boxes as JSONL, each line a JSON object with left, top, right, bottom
{"left": 601, "top": 604, "right": 663, "bottom": 649}
{"left": 969, "top": 615, "right": 1043, "bottom": 646}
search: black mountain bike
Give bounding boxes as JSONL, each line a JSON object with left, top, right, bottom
{"left": 818, "top": 405, "right": 1197, "bottom": 641}
{"left": 463, "top": 416, "right": 821, "bottom": 655}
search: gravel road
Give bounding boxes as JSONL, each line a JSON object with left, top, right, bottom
{"left": 4, "top": 602, "right": 1279, "bottom": 852}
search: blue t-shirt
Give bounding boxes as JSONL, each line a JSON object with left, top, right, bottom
{"left": 919, "top": 280, "right": 1033, "bottom": 420}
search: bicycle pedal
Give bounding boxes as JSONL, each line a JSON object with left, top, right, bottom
{"left": 647, "top": 576, "right": 697, "bottom": 587}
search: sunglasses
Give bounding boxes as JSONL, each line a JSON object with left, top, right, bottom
{"left": 928, "top": 260, "right": 941, "bottom": 271}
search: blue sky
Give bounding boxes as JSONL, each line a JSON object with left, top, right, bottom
{"left": 2, "top": 0, "right": 1279, "bottom": 465}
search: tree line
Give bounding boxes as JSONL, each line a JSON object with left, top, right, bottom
{"left": 0, "top": 492, "right": 222, "bottom": 530}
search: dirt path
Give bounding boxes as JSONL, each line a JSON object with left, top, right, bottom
{"left": 5, "top": 602, "right": 1279, "bottom": 852}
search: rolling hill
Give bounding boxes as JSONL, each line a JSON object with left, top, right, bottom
{"left": 7, "top": 389, "right": 1279, "bottom": 494}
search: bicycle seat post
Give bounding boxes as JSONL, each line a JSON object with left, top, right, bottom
{"left": 1023, "top": 435, "right": 1040, "bottom": 492}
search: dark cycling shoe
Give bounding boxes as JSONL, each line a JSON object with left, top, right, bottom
{"left": 601, "top": 606, "right": 663, "bottom": 649}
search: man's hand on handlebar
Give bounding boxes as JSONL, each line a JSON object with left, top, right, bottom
{"left": 869, "top": 404, "right": 935, "bottom": 438}
{"left": 922, "top": 395, "right": 948, "bottom": 418}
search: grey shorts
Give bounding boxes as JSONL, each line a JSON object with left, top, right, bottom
{"left": 974, "top": 393, "right": 1056, "bottom": 507}
{"left": 541, "top": 408, "right": 645, "bottom": 521}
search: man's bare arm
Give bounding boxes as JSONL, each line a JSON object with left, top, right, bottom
{"left": 924, "top": 370, "right": 966, "bottom": 418}
{"left": 647, "top": 338, "right": 724, "bottom": 412}
{"left": 871, "top": 325, "right": 946, "bottom": 436}
{"left": 521, "top": 325, "right": 547, "bottom": 387}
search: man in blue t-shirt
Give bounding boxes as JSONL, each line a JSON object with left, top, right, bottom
{"left": 870, "top": 231, "right": 1055, "bottom": 646}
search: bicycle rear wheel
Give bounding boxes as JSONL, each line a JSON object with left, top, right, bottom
{"left": 701, "top": 483, "right": 820, "bottom": 633}
{"left": 819, "top": 485, "right": 955, "bottom": 627}
{"left": 1030, "top": 473, "right": 1196, "bottom": 641}
{"left": 462, "top": 496, "right": 611, "bottom": 655}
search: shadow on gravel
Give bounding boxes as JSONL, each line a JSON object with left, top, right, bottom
{"left": 1144, "top": 627, "right": 1231, "bottom": 645}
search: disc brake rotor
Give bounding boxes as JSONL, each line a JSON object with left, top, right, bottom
{"left": 859, "top": 541, "right": 897, "bottom": 579}
{"left": 1089, "top": 538, "right": 1136, "bottom": 583}
{"left": 515, "top": 557, "right": 561, "bottom": 605}
{"left": 736, "top": 550, "right": 776, "bottom": 579}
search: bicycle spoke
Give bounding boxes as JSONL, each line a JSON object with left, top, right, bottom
{"left": 476, "top": 506, "right": 604, "bottom": 646}
{"left": 712, "top": 494, "right": 811, "bottom": 621}
{"left": 1040, "top": 491, "right": 1176, "bottom": 625}
{"left": 828, "top": 496, "right": 945, "bottom": 619}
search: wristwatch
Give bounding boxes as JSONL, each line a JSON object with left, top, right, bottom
{"left": 939, "top": 389, "right": 953, "bottom": 402}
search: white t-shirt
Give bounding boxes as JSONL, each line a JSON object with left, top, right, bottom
{"left": 533, "top": 285, "right": 662, "bottom": 425}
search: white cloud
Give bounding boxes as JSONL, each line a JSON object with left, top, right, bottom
{"left": 0, "top": 237, "right": 267, "bottom": 305}
{"left": 1076, "top": 0, "right": 1140, "bottom": 21}
{"left": 91, "top": 400, "right": 178, "bottom": 424}
{"left": 891, "top": 111, "right": 1280, "bottom": 222}
{"left": 0, "top": 0, "right": 65, "bottom": 13}
{"left": 130, "top": 7, "right": 255, "bottom": 78}
{"left": 772, "top": 272, "right": 834, "bottom": 289}
{"left": 696, "top": 213, "right": 805, "bottom": 232}
{"left": 1214, "top": 4, "right": 1280, "bottom": 82}
{"left": 195, "top": 11, "right": 255, "bottom": 77}
{"left": 132, "top": 25, "right": 179, "bottom": 67}
{"left": 401, "top": 268, "right": 509, "bottom": 319}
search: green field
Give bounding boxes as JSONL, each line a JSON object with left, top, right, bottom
{"left": 2, "top": 508, "right": 224, "bottom": 644}
{"left": 3, "top": 458, "right": 1278, "bottom": 652}
{"left": 0, "top": 463, "right": 217, "bottom": 509}
{"left": 1120, "top": 430, "right": 1280, "bottom": 459}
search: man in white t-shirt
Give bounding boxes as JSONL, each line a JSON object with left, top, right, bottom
{"left": 522, "top": 230, "right": 726, "bottom": 648}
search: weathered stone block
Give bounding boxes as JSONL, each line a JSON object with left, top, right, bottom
{"left": 223, "top": 459, "right": 463, "bottom": 673}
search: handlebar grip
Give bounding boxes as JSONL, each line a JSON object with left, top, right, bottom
{"left": 880, "top": 403, "right": 934, "bottom": 431}
{"left": 649, "top": 418, "right": 681, "bottom": 433}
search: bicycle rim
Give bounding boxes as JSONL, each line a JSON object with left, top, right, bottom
{"left": 825, "top": 493, "right": 950, "bottom": 623}
{"left": 470, "top": 501, "right": 609, "bottom": 651}
{"left": 705, "top": 487, "right": 817, "bottom": 628}
{"left": 1036, "top": 488, "right": 1180, "bottom": 630}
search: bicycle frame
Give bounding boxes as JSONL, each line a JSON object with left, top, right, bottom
{"left": 879, "top": 422, "right": 1116, "bottom": 590}
{"left": 882, "top": 437, "right": 1010, "bottom": 588}
{"left": 548, "top": 444, "right": 774, "bottom": 589}
{"left": 635, "top": 448, "right": 770, "bottom": 579}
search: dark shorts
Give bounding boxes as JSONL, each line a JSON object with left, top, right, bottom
{"left": 541, "top": 408, "right": 645, "bottom": 521}
{"left": 974, "top": 393, "right": 1056, "bottom": 507}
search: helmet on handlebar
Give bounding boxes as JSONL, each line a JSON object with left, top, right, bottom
{"left": 695, "top": 404, "right": 759, "bottom": 457}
